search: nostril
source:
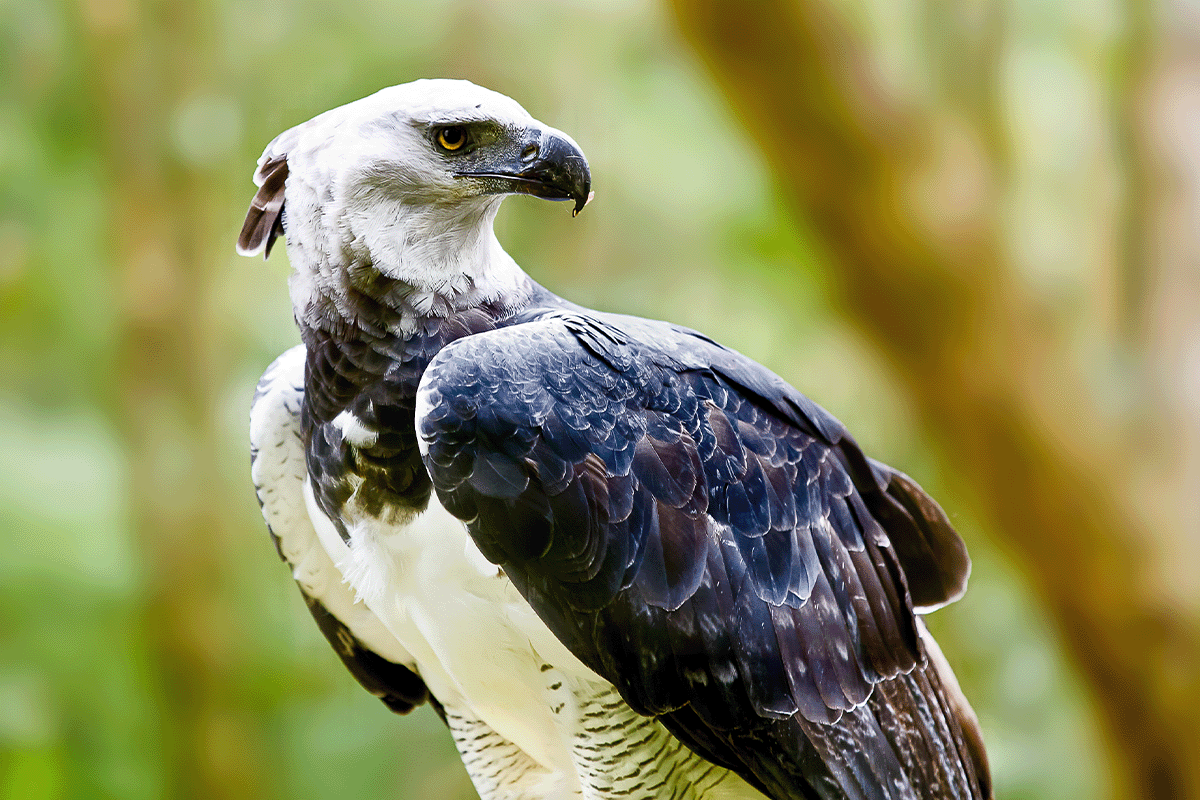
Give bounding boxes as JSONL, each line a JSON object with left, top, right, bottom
{"left": 521, "top": 144, "right": 539, "bottom": 162}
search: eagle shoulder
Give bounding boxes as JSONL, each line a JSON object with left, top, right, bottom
{"left": 250, "top": 344, "right": 429, "bottom": 714}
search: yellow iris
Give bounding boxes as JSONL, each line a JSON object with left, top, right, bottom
{"left": 437, "top": 127, "right": 467, "bottom": 151}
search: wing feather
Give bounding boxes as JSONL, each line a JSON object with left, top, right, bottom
{"left": 417, "top": 312, "right": 988, "bottom": 799}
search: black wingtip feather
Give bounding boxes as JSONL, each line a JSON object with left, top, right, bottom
{"left": 861, "top": 459, "right": 971, "bottom": 611}
{"left": 302, "top": 592, "right": 428, "bottom": 716}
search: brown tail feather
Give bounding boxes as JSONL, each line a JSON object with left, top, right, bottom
{"left": 917, "top": 620, "right": 993, "bottom": 799}
{"left": 790, "top": 619, "right": 991, "bottom": 799}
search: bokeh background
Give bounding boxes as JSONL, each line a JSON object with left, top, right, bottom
{"left": 2, "top": 0, "right": 1199, "bottom": 798}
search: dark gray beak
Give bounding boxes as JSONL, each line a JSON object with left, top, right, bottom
{"left": 457, "top": 129, "right": 592, "bottom": 216}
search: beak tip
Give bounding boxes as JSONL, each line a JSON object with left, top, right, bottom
{"left": 572, "top": 190, "right": 594, "bottom": 218}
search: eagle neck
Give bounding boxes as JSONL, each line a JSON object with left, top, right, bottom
{"left": 287, "top": 185, "right": 534, "bottom": 341}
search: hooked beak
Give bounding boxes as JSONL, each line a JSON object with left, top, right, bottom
{"left": 456, "top": 129, "right": 592, "bottom": 216}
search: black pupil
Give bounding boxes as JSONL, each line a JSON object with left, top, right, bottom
{"left": 441, "top": 127, "right": 464, "bottom": 147}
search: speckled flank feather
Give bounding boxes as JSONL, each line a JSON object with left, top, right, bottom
{"left": 446, "top": 709, "right": 557, "bottom": 800}
{"left": 568, "top": 684, "right": 756, "bottom": 800}
{"left": 445, "top": 681, "right": 763, "bottom": 800}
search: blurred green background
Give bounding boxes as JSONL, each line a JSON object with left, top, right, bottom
{"left": 3, "top": 0, "right": 1199, "bottom": 798}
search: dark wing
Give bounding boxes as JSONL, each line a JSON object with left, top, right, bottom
{"left": 250, "top": 345, "right": 429, "bottom": 716}
{"left": 417, "top": 312, "right": 989, "bottom": 800}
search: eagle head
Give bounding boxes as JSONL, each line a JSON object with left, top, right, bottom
{"left": 236, "top": 79, "right": 591, "bottom": 327}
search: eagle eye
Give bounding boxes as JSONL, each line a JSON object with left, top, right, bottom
{"left": 434, "top": 125, "right": 469, "bottom": 152}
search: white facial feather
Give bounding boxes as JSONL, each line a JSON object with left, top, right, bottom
{"left": 260, "top": 79, "right": 560, "bottom": 333}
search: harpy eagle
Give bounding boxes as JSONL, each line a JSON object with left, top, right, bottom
{"left": 242, "top": 80, "right": 992, "bottom": 800}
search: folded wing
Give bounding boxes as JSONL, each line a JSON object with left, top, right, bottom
{"left": 417, "top": 312, "right": 990, "bottom": 799}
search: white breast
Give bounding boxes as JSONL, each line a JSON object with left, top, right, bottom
{"left": 250, "top": 345, "right": 414, "bottom": 667}
{"left": 302, "top": 481, "right": 765, "bottom": 800}
{"left": 303, "top": 475, "right": 596, "bottom": 774}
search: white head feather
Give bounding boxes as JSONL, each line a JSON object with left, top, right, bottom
{"left": 242, "top": 79, "right": 586, "bottom": 334}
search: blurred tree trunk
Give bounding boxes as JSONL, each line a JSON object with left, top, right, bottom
{"left": 668, "top": 1, "right": 1200, "bottom": 798}
{"left": 1140, "top": 0, "right": 1200, "bottom": 630}
{"left": 82, "top": 2, "right": 268, "bottom": 798}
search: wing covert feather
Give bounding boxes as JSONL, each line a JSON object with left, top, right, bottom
{"left": 417, "top": 312, "right": 987, "bottom": 799}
